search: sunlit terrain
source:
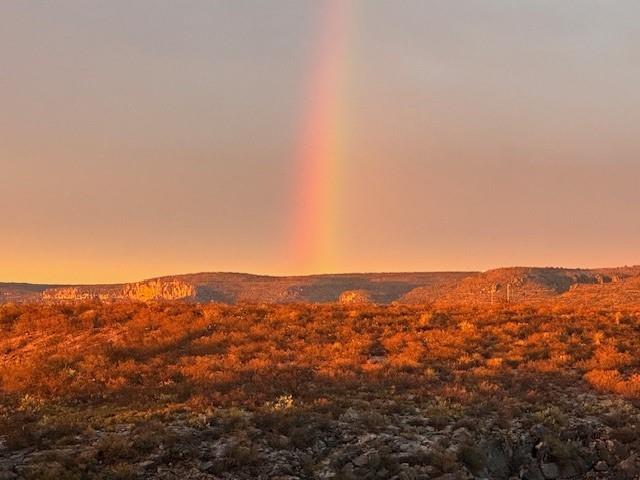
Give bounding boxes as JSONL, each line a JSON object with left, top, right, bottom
{"left": 3, "top": 1, "right": 640, "bottom": 479}
{"left": 1, "top": 300, "right": 640, "bottom": 479}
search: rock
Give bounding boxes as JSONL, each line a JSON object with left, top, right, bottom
{"left": 42, "top": 279, "right": 196, "bottom": 301}
{"left": 482, "top": 438, "right": 510, "bottom": 480}
{"left": 273, "top": 435, "right": 290, "bottom": 448}
{"left": 351, "top": 451, "right": 381, "bottom": 470}
{"left": 398, "top": 465, "right": 418, "bottom": 480}
{"left": 512, "top": 440, "right": 535, "bottom": 468}
{"left": 612, "top": 440, "right": 629, "bottom": 459}
{"left": 530, "top": 424, "right": 549, "bottom": 440}
{"left": 197, "top": 460, "right": 214, "bottom": 472}
{"left": 340, "top": 462, "right": 355, "bottom": 476}
{"left": 339, "top": 290, "right": 373, "bottom": 305}
{"left": 451, "top": 427, "right": 472, "bottom": 444}
{"left": 558, "top": 463, "right": 577, "bottom": 478}
{"left": 576, "top": 448, "right": 596, "bottom": 472}
{"left": 540, "top": 462, "right": 559, "bottom": 479}
{"left": 433, "top": 474, "right": 457, "bottom": 480}
{"left": 595, "top": 440, "right": 616, "bottom": 466}
{"left": 423, "top": 466, "right": 438, "bottom": 476}
{"left": 352, "top": 453, "right": 369, "bottom": 467}
{"left": 594, "top": 460, "right": 608, "bottom": 471}
{"left": 522, "top": 464, "right": 545, "bottom": 480}
{"left": 376, "top": 468, "right": 389, "bottom": 478}
{"left": 339, "top": 408, "right": 361, "bottom": 423}
{"left": 617, "top": 454, "right": 639, "bottom": 479}
{"left": 123, "top": 279, "right": 196, "bottom": 301}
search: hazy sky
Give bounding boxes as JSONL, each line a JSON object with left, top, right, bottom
{"left": 2, "top": 1, "right": 640, "bottom": 283}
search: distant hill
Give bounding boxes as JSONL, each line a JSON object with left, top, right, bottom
{"left": 0, "top": 283, "right": 53, "bottom": 302}
{"left": 0, "top": 272, "right": 472, "bottom": 304}
{"left": 423, "top": 266, "right": 640, "bottom": 306}
{"left": 2, "top": 266, "right": 640, "bottom": 306}
{"left": 435, "top": 267, "right": 630, "bottom": 305}
{"left": 561, "top": 273, "right": 640, "bottom": 309}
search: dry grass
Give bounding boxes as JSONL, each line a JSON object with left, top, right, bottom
{"left": 1, "top": 302, "right": 640, "bottom": 407}
{"left": 1, "top": 301, "right": 640, "bottom": 478}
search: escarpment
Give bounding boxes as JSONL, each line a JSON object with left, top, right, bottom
{"left": 41, "top": 279, "right": 196, "bottom": 302}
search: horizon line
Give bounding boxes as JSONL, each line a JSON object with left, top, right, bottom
{"left": 3, "top": 263, "right": 640, "bottom": 287}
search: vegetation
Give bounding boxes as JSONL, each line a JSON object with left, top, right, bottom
{"left": 1, "top": 301, "right": 640, "bottom": 478}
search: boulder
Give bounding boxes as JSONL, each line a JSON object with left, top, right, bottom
{"left": 540, "top": 462, "right": 559, "bottom": 479}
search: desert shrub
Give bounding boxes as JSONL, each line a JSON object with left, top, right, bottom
{"left": 2, "top": 301, "right": 640, "bottom": 453}
{"left": 0, "top": 303, "right": 20, "bottom": 329}
{"left": 594, "top": 370, "right": 640, "bottom": 397}
{"left": 457, "top": 443, "right": 487, "bottom": 474}
{"left": 130, "top": 421, "right": 175, "bottom": 453}
{"left": 96, "top": 435, "right": 134, "bottom": 461}
{"left": 1, "top": 412, "right": 42, "bottom": 450}
{"left": 419, "top": 311, "right": 456, "bottom": 328}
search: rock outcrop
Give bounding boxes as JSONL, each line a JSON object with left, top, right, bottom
{"left": 5, "top": 266, "right": 640, "bottom": 305}
{"left": 339, "top": 289, "right": 373, "bottom": 304}
{"left": 41, "top": 280, "right": 196, "bottom": 302}
{"left": 41, "top": 286, "right": 122, "bottom": 301}
{"left": 122, "top": 279, "right": 196, "bottom": 301}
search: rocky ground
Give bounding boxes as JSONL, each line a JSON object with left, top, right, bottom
{"left": 1, "top": 390, "right": 639, "bottom": 479}
{"left": 2, "top": 302, "right": 640, "bottom": 479}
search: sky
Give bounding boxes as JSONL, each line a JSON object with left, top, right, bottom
{"left": 2, "top": 1, "right": 640, "bottom": 284}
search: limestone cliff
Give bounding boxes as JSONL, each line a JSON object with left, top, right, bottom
{"left": 41, "top": 279, "right": 195, "bottom": 302}
{"left": 42, "top": 286, "right": 122, "bottom": 301}
{"left": 339, "top": 289, "right": 373, "bottom": 304}
{"left": 13, "top": 267, "right": 640, "bottom": 305}
{"left": 122, "top": 279, "right": 196, "bottom": 301}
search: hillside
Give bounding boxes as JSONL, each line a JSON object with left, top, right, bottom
{"left": 561, "top": 274, "right": 640, "bottom": 309}
{"left": 402, "top": 266, "right": 640, "bottom": 306}
{"left": 1, "top": 272, "right": 473, "bottom": 304}
{"left": 0, "top": 283, "right": 53, "bottom": 303}
{"left": 437, "top": 267, "right": 633, "bottom": 305}
{"left": 2, "top": 266, "right": 640, "bottom": 306}
{"left": 2, "top": 302, "right": 640, "bottom": 479}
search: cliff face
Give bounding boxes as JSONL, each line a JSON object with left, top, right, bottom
{"left": 338, "top": 289, "right": 373, "bottom": 304}
{"left": 30, "top": 272, "right": 467, "bottom": 304}
{"left": 122, "top": 279, "right": 196, "bottom": 301}
{"left": 41, "top": 280, "right": 196, "bottom": 302}
{"left": 8, "top": 266, "right": 640, "bottom": 305}
{"left": 42, "top": 286, "right": 122, "bottom": 301}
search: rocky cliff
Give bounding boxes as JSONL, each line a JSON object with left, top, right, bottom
{"left": 41, "top": 279, "right": 196, "bottom": 302}
{"left": 5, "top": 266, "right": 640, "bottom": 305}
{"left": 42, "top": 286, "right": 122, "bottom": 301}
{"left": 122, "top": 279, "right": 196, "bottom": 301}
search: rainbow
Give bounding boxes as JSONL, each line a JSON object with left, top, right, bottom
{"left": 290, "top": 0, "right": 351, "bottom": 273}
